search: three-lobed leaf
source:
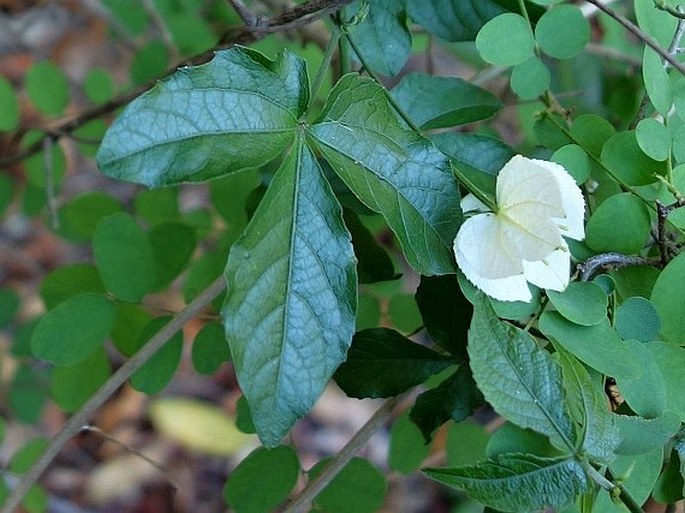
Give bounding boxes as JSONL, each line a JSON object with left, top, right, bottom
{"left": 223, "top": 138, "right": 357, "bottom": 447}
{"left": 97, "top": 47, "right": 308, "bottom": 186}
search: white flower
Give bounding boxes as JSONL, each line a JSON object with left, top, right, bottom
{"left": 453, "top": 155, "right": 585, "bottom": 303}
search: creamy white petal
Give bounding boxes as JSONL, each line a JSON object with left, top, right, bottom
{"left": 454, "top": 213, "right": 523, "bottom": 280}
{"left": 522, "top": 245, "right": 571, "bottom": 291}
{"left": 534, "top": 158, "right": 586, "bottom": 240}
{"left": 455, "top": 239, "right": 533, "bottom": 302}
{"left": 496, "top": 155, "right": 565, "bottom": 218}
{"left": 460, "top": 193, "right": 490, "bottom": 214}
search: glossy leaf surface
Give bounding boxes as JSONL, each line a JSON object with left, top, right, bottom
{"left": 97, "top": 48, "right": 308, "bottom": 186}
{"left": 223, "top": 139, "right": 357, "bottom": 447}
{"left": 309, "top": 74, "right": 461, "bottom": 275}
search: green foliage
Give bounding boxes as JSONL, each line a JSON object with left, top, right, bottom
{"left": 223, "top": 446, "right": 299, "bottom": 513}
{"left": 8, "top": 2, "right": 685, "bottom": 511}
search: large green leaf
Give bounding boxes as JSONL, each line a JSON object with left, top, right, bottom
{"left": 333, "top": 328, "right": 454, "bottom": 398}
{"left": 614, "top": 412, "right": 680, "bottom": 455}
{"left": 556, "top": 348, "right": 617, "bottom": 464}
{"left": 97, "top": 47, "right": 308, "bottom": 186}
{"left": 347, "top": 0, "right": 411, "bottom": 76}
{"left": 407, "top": 0, "right": 507, "bottom": 41}
{"left": 223, "top": 139, "right": 357, "bottom": 447}
{"left": 468, "top": 295, "right": 575, "bottom": 452}
{"left": 308, "top": 74, "right": 461, "bottom": 275}
{"left": 424, "top": 454, "right": 589, "bottom": 512}
{"left": 390, "top": 73, "right": 501, "bottom": 129}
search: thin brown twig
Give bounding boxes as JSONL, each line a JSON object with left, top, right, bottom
{"left": 577, "top": 252, "right": 661, "bottom": 281}
{"left": 584, "top": 0, "right": 685, "bottom": 75}
{"left": 281, "top": 397, "right": 399, "bottom": 513}
{"left": 0, "top": 276, "right": 227, "bottom": 513}
{"left": 0, "top": 0, "right": 356, "bottom": 167}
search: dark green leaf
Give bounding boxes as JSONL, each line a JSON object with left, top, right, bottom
{"left": 309, "top": 74, "right": 461, "bottom": 275}
{"left": 334, "top": 328, "right": 453, "bottom": 398}
{"left": 51, "top": 347, "right": 111, "bottom": 412}
{"left": 10, "top": 364, "right": 49, "bottom": 424}
{"left": 343, "top": 210, "right": 397, "bottom": 284}
{"left": 390, "top": 73, "right": 501, "bottom": 129}
{"left": 424, "top": 454, "right": 589, "bottom": 512}
{"left": 447, "top": 421, "right": 489, "bottom": 466}
{"left": 556, "top": 348, "right": 617, "bottom": 464}
{"left": 410, "top": 365, "right": 483, "bottom": 442}
{"left": 539, "top": 311, "right": 640, "bottom": 380}
{"left": 133, "top": 187, "right": 180, "bottom": 225}
{"left": 223, "top": 446, "right": 299, "bottom": 513}
{"left": 389, "top": 414, "right": 431, "bottom": 474}
{"left": 415, "top": 274, "right": 471, "bottom": 358}
{"left": 97, "top": 47, "right": 308, "bottom": 186}
{"left": 646, "top": 341, "right": 685, "bottom": 421}
{"left": 468, "top": 295, "right": 574, "bottom": 451}
{"left": 432, "top": 132, "right": 514, "bottom": 201}
{"left": 223, "top": 139, "right": 357, "bottom": 447}
{"left": 130, "top": 41, "right": 169, "bottom": 86}
{"left": 93, "top": 213, "right": 156, "bottom": 302}
{"left": 407, "top": 0, "right": 507, "bottom": 41}
{"left": 111, "top": 303, "right": 153, "bottom": 357}
{"left": 651, "top": 253, "right": 685, "bottom": 345}
{"left": 615, "top": 339, "right": 666, "bottom": 418}
{"left": 25, "top": 61, "right": 69, "bottom": 116}
{"left": 614, "top": 412, "right": 680, "bottom": 455}
{"left": 210, "top": 168, "right": 261, "bottom": 230}
{"left": 0, "top": 76, "right": 19, "bottom": 131}
{"left": 130, "top": 316, "right": 183, "bottom": 394}
{"left": 547, "top": 282, "right": 608, "bottom": 327}
{"left": 600, "top": 131, "right": 667, "bottom": 186}
{"left": 585, "top": 193, "right": 651, "bottom": 254}
{"left": 486, "top": 422, "right": 556, "bottom": 459}
{"left": 652, "top": 447, "right": 684, "bottom": 503}
{"left": 614, "top": 297, "right": 661, "bottom": 342}
{"left": 192, "top": 321, "right": 231, "bottom": 375}
{"left": 57, "top": 192, "right": 123, "bottom": 242}
{"left": 347, "top": 0, "right": 411, "bottom": 76}
{"left": 149, "top": 222, "right": 197, "bottom": 290}
{"left": 31, "top": 293, "right": 115, "bottom": 366}
{"left": 310, "top": 457, "right": 386, "bottom": 513}
{"left": 0, "top": 288, "right": 19, "bottom": 328}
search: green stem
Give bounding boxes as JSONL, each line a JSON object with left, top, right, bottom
{"left": 517, "top": 0, "right": 530, "bottom": 24}
{"left": 585, "top": 464, "right": 646, "bottom": 513}
{"left": 310, "top": 26, "right": 341, "bottom": 105}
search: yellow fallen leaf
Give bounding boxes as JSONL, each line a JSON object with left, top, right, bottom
{"left": 149, "top": 397, "right": 254, "bottom": 456}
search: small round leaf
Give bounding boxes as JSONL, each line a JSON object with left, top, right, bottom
{"left": 547, "top": 282, "right": 608, "bottom": 326}
{"left": 25, "top": 62, "right": 69, "bottom": 116}
{"left": 511, "top": 57, "right": 550, "bottom": 100}
{"left": 310, "top": 457, "right": 386, "bottom": 513}
{"left": 192, "top": 321, "right": 231, "bottom": 375}
{"left": 651, "top": 253, "right": 685, "bottom": 344}
{"left": 585, "top": 193, "right": 650, "bottom": 254}
{"left": 223, "top": 446, "right": 299, "bottom": 513}
{"left": 31, "top": 293, "right": 115, "bottom": 365}
{"left": 601, "top": 131, "right": 666, "bottom": 186}
{"left": 535, "top": 5, "right": 590, "bottom": 59}
{"left": 0, "top": 76, "right": 19, "bottom": 131}
{"left": 551, "top": 144, "right": 590, "bottom": 184}
{"left": 93, "top": 213, "right": 156, "bottom": 302}
{"left": 52, "top": 347, "right": 111, "bottom": 412}
{"left": 476, "top": 13, "right": 534, "bottom": 66}
{"left": 615, "top": 297, "right": 661, "bottom": 342}
{"left": 636, "top": 118, "right": 671, "bottom": 161}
